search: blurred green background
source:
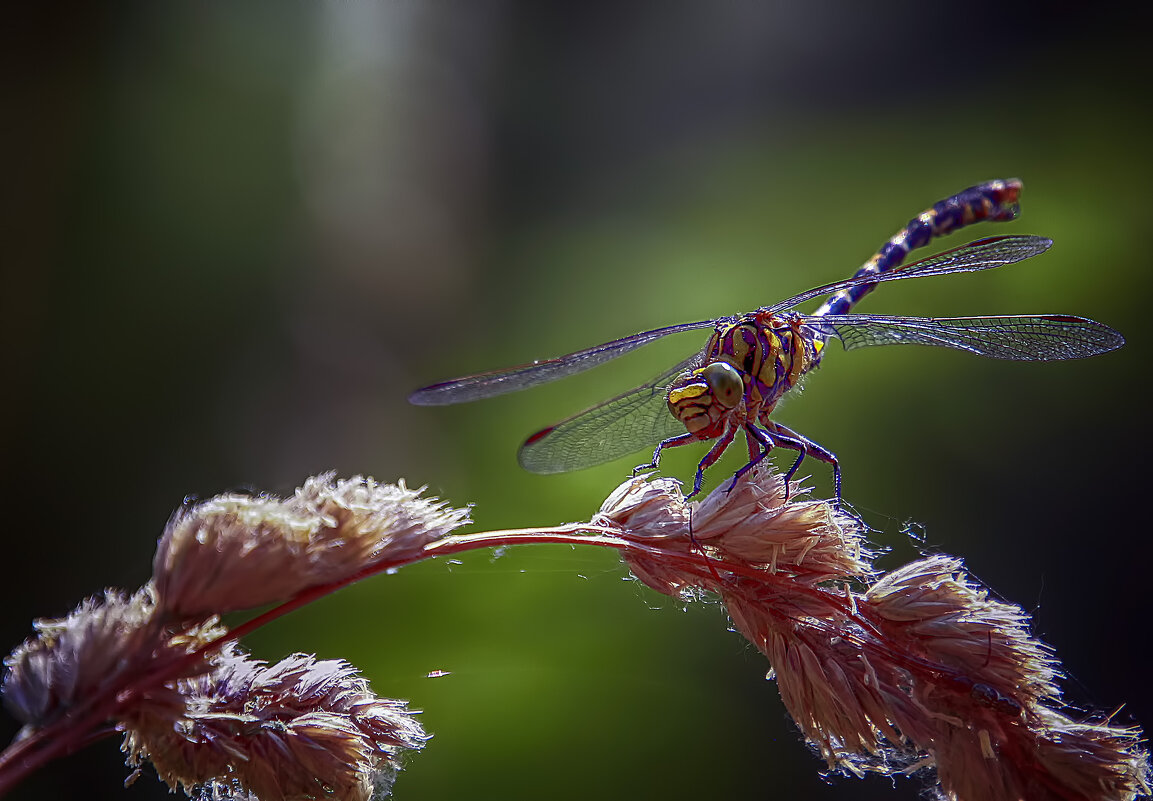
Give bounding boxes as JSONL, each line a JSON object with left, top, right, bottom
{"left": 3, "top": 3, "right": 1149, "bottom": 800}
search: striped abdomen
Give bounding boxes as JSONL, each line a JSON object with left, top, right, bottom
{"left": 814, "top": 179, "right": 1023, "bottom": 317}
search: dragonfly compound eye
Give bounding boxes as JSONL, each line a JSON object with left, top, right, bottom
{"left": 701, "top": 361, "right": 744, "bottom": 408}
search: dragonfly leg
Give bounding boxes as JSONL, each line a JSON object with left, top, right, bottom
{"left": 687, "top": 426, "right": 739, "bottom": 498}
{"left": 763, "top": 421, "right": 842, "bottom": 504}
{"left": 729, "top": 424, "right": 806, "bottom": 501}
{"left": 635, "top": 432, "right": 699, "bottom": 476}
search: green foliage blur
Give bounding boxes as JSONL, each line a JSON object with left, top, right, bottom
{"left": 3, "top": 3, "right": 1149, "bottom": 800}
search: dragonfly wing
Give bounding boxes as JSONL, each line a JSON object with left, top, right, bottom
{"left": 409, "top": 319, "right": 717, "bottom": 405}
{"left": 517, "top": 353, "right": 703, "bottom": 474}
{"left": 808, "top": 313, "right": 1125, "bottom": 360}
{"left": 766, "top": 235, "right": 1054, "bottom": 313}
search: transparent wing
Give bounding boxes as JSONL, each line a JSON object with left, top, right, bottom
{"left": 517, "top": 353, "right": 704, "bottom": 474}
{"left": 765, "top": 235, "right": 1053, "bottom": 314}
{"left": 805, "top": 313, "right": 1125, "bottom": 360}
{"left": 409, "top": 319, "right": 718, "bottom": 406}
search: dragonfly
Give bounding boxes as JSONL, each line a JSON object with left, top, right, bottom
{"left": 410, "top": 180, "right": 1125, "bottom": 498}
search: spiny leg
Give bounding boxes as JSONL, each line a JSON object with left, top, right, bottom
{"left": 635, "top": 427, "right": 740, "bottom": 498}
{"left": 729, "top": 422, "right": 840, "bottom": 504}
{"left": 758, "top": 424, "right": 863, "bottom": 526}
{"left": 729, "top": 424, "right": 809, "bottom": 501}
{"left": 635, "top": 432, "right": 699, "bottom": 475}
{"left": 687, "top": 425, "right": 739, "bottom": 498}
{"left": 765, "top": 420, "right": 841, "bottom": 504}
{"left": 727, "top": 424, "right": 772, "bottom": 490}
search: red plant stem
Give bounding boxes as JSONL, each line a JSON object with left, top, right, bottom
{"left": 0, "top": 524, "right": 617, "bottom": 795}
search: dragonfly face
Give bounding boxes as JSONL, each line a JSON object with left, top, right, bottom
{"left": 665, "top": 361, "right": 742, "bottom": 437}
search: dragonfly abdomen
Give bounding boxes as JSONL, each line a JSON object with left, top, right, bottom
{"left": 816, "top": 179, "right": 1023, "bottom": 318}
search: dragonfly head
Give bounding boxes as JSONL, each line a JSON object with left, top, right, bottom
{"left": 667, "top": 360, "right": 744, "bottom": 436}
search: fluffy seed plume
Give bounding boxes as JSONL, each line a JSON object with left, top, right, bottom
{"left": 593, "top": 470, "right": 1150, "bottom": 800}
{"left": 2, "top": 586, "right": 224, "bottom": 731}
{"left": 122, "top": 645, "right": 427, "bottom": 801}
{"left": 595, "top": 471, "right": 872, "bottom": 597}
{"left": 2, "top": 474, "right": 460, "bottom": 800}
{"left": 153, "top": 473, "right": 471, "bottom": 618}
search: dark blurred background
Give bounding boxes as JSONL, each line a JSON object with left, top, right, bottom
{"left": 2, "top": 2, "right": 1149, "bottom": 800}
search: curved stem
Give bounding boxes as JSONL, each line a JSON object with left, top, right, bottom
{"left": 0, "top": 524, "right": 625, "bottom": 795}
{"left": 1, "top": 520, "right": 946, "bottom": 797}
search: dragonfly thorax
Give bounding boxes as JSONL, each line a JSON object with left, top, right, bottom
{"left": 666, "top": 313, "right": 826, "bottom": 440}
